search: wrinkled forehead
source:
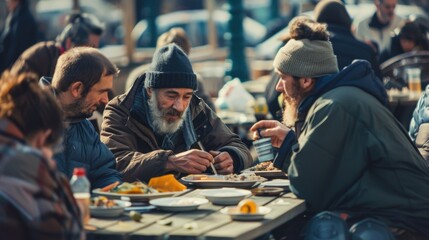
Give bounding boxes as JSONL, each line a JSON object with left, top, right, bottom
{"left": 157, "top": 88, "right": 194, "bottom": 95}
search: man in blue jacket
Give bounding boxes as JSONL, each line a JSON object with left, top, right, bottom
{"left": 40, "top": 46, "right": 122, "bottom": 189}
{"left": 251, "top": 16, "right": 429, "bottom": 239}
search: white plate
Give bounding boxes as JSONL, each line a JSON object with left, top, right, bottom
{"left": 199, "top": 188, "right": 251, "bottom": 205}
{"left": 241, "top": 169, "right": 287, "bottom": 179}
{"left": 90, "top": 200, "right": 131, "bottom": 218}
{"left": 260, "top": 179, "right": 290, "bottom": 188}
{"left": 149, "top": 197, "right": 209, "bottom": 212}
{"left": 92, "top": 189, "right": 186, "bottom": 202}
{"left": 220, "top": 206, "right": 271, "bottom": 221}
{"left": 181, "top": 175, "right": 265, "bottom": 189}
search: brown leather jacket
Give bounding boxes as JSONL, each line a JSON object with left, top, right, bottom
{"left": 100, "top": 74, "right": 253, "bottom": 182}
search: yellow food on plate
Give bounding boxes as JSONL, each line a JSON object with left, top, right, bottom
{"left": 109, "top": 181, "right": 158, "bottom": 194}
{"left": 148, "top": 174, "right": 187, "bottom": 192}
{"left": 238, "top": 199, "right": 258, "bottom": 214}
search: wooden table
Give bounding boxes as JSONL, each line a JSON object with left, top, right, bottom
{"left": 86, "top": 190, "right": 306, "bottom": 240}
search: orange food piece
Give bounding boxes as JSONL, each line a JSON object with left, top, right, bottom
{"left": 100, "top": 181, "right": 120, "bottom": 192}
{"left": 238, "top": 199, "right": 258, "bottom": 214}
{"left": 148, "top": 174, "right": 187, "bottom": 192}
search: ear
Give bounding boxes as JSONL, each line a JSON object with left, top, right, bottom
{"left": 146, "top": 87, "right": 153, "bottom": 98}
{"left": 300, "top": 77, "right": 316, "bottom": 92}
{"left": 34, "top": 129, "right": 52, "bottom": 149}
{"left": 70, "top": 81, "right": 84, "bottom": 98}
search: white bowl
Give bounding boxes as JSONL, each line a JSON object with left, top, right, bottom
{"left": 199, "top": 188, "right": 251, "bottom": 205}
{"left": 90, "top": 200, "right": 131, "bottom": 218}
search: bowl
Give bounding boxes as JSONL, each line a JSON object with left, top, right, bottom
{"left": 260, "top": 179, "right": 290, "bottom": 191}
{"left": 90, "top": 199, "right": 131, "bottom": 218}
{"left": 199, "top": 188, "right": 251, "bottom": 205}
{"left": 251, "top": 187, "right": 283, "bottom": 196}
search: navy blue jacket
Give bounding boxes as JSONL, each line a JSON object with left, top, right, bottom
{"left": 54, "top": 119, "right": 122, "bottom": 189}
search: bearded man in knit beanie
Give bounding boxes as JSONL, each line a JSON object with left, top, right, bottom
{"left": 100, "top": 44, "right": 252, "bottom": 182}
{"left": 250, "top": 17, "right": 429, "bottom": 239}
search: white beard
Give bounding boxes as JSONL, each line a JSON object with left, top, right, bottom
{"left": 147, "top": 92, "right": 188, "bottom": 135}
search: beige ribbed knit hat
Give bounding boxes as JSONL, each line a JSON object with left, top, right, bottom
{"left": 273, "top": 38, "right": 339, "bottom": 78}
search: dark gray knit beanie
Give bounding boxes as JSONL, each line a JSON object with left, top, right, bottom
{"left": 145, "top": 43, "right": 197, "bottom": 89}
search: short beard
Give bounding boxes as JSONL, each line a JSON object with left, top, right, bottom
{"left": 63, "top": 97, "right": 93, "bottom": 120}
{"left": 148, "top": 91, "right": 188, "bottom": 135}
{"left": 281, "top": 80, "right": 306, "bottom": 128}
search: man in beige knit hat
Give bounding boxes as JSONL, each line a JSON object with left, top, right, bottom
{"left": 251, "top": 16, "right": 429, "bottom": 239}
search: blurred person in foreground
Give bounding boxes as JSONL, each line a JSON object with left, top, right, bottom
{"left": 314, "top": 0, "right": 381, "bottom": 79}
{"left": 0, "top": 0, "right": 37, "bottom": 74}
{"left": 125, "top": 27, "right": 215, "bottom": 111}
{"left": 0, "top": 72, "right": 82, "bottom": 239}
{"left": 251, "top": 17, "right": 429, "bottom": 239}
{"left": 101, "top": 44, "right": 252, "bottom": 182}
{"left": 40, "top": 47, "right": 122, "bottom": 189}
{"left": 9, "top": 12, "right": 104, "bottom": 80}
{"left": 354, "top": 0, "right": 403, "bottom": 54}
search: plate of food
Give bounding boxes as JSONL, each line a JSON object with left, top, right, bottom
{"left": 92, "top": 181, "right": 186, "bottom": 202}
{"left": 149, "top": 197, "right": 209, "bottom": 212}
{"left": 241, "top": 161, "right": 287, "bottom": 179}
{"left": 90, "top": 196, "right": 132, "bottom": 218}
{"left": 220, "top": 199, "right": 271, "bottom": 221}
{"left": 181, "top": 173, "right": 266, "bottom": 189}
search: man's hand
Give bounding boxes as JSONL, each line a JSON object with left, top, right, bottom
{"left": 210, "top": 151, "right": 234, "bottom": 174}
{"left": 166, "top": 149, "right": 213, "bottom": 174}
{"left": 250, "top": 120, "right": 291, "bottom": 148}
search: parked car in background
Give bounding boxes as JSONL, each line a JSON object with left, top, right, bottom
{"left": 35, "top": 0, "right": 123, "bottom": 46}
{"left": 254, "top": 2, "right": 429, "bottom": 60}
{"left": 132, "top": 9, "right": 267, "bottom": 48}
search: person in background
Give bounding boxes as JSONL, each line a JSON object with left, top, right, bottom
{"left": 380, "top": 20, "right": 429, "bottom": 63}
{"left": 0, "top": 72, "right": 82, "bottom": 239}
{"left": 125, "top": 27, "right": 215, "bottom": 111}
{"left": 39, "top": 47, "right": 122, "bottom": 189}
{"left": 314, "top": 0, "right": 381, "bottom": 79}
{"left": 251, "top": 17, "right": 429, "bottom": 239}
{"left": 101, "top": 44, "right": 252, "bottom": 182}
{"left": 354, "top": 0, "right": 403, "bottom": 54}
{"left": 9, "top": 12, "right": 104, "bottom": 80}
{"left": 0, "top": 0, "right": 37, "bottom": 74}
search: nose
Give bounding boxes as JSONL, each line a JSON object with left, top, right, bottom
{"left": 275, "top": 78, "right": 284, "bottom": 93}
{"left": 172, "top": 97, "right": 186, "bottom": 112}
{"left": 100, "top": 92, "right": 109, "bottom": 105}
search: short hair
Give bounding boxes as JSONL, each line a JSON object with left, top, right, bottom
{"left": 57, "top": 13, "right": 105, "bottom": 47}
{"left": 52, "top": 47, "right": 118, "bottom": 96}
{"left": 0, "top": 72, "right": 63, "bottom": 146}
{"left": 156, "top": 27, "right": 191, "bottom": 55}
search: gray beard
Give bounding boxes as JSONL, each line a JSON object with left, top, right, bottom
{"left": 147, "top": 94, "right": 188, "bottom": 135}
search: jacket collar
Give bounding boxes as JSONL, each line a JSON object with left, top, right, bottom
{"left": 368, "top": 12, "right": 390, "bottom": 29}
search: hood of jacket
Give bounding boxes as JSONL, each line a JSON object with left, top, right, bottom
{"left": 298, "top": 60, "right": 387, "bottom": 115}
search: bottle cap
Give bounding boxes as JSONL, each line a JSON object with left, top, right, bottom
{"left": 73, "top": 167, "right": 86, "bottom": 176}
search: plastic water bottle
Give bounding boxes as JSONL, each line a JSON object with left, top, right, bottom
{"left": 70, "top": 167, "right": 91, "bottom": 225}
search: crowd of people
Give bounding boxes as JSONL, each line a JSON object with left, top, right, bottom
{"left": 0, "top": 0, "right": 429, "bottom": 239}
